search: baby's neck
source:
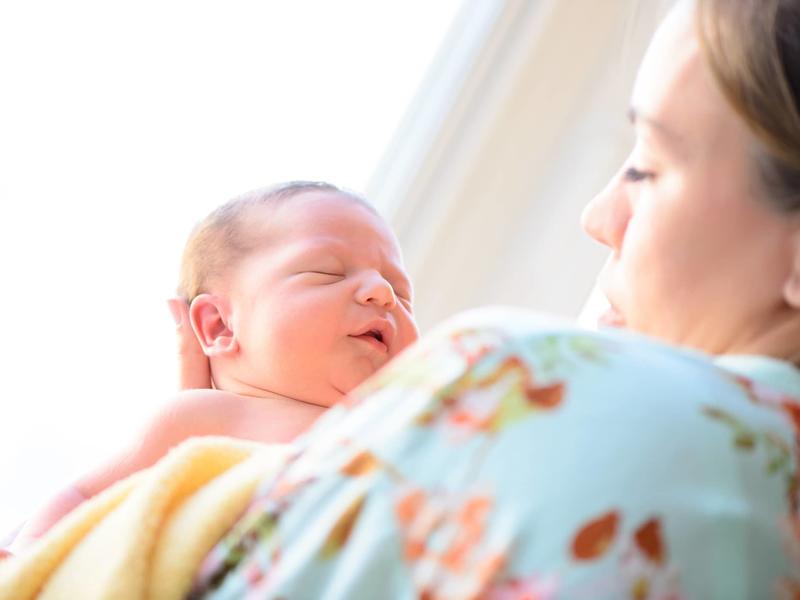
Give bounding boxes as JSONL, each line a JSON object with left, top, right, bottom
{"left": 218, "top": 381, "right": 318, "bottom": 406}
{"left": 210, "top": 364, "right": 330, "bottom": 407}
{"left": 190, "top": 387, "right": 326, "bottom": 444}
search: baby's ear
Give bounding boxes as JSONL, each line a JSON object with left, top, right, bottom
{"left": 188, "top": 294, "right": 239, "bottom": 357}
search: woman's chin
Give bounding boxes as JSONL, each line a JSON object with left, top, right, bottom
{"left": 598, "top": 307, "right": 627, "bottom": 329}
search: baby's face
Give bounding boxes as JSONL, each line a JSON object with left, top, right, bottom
{"left": 227, "top": 192, "right": 418, "bottom": 406}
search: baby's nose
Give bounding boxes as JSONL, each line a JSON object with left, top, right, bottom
{"left": 356, "top": 274, "right": 396, "bottom": 308}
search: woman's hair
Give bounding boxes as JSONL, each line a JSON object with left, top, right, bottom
{"left": 696, "top": 0, "right": 800, "bottom": 211}
{"left": 178, "top": 181, "right": 372, "bottom": 301}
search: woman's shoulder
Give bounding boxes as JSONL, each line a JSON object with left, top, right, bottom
{"left": 366, "top": 306, "right": 796, "bottom": 442}
{"left": 407, "top": 305, "right": 718, "bottom": 389}
{"left": 421, "top": 305, "right": 794, "bottom": 391}
{"left": 199, "top": 307, "right": 800, "bottom": 598}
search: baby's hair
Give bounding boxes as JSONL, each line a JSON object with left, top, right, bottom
{"left": 178, "top": 181, "right": 375, "bottom": 301}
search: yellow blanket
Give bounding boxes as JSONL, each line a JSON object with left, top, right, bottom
{"left": 0, "top": 437, "right": 289, "bottom": 600}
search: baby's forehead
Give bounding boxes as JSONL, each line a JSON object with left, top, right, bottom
{"left": 242, "top": 192, "right": 395, "bottom": 246}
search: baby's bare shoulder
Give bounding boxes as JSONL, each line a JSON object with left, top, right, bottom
{"left": 71, "top": 391, "right": 257, "bottom": 499}
{"left": 157, "top": 389, "right": 258, "bottom": 435}
{"left": 147, "top": 390, "right": 322, "bottom": 445}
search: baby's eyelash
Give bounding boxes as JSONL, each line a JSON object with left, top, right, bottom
{"left": 392, "top": 286, "right": 412, "bottom": 301}
{"left": 309, "top": 271, "right": 344, "bottom": 277}
{"left": 623, "top": 166, "right": 653, "bottom": 182}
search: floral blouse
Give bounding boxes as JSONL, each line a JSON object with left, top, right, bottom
{"left": 190, "top": 308, "right": 800, "bottom": 599}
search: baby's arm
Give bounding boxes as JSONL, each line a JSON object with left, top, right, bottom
{"left": 9, "top": 389, "right": 250, "bottom": 552}
{"left": 8, "top": 486, "right": 89, "bottom": 551}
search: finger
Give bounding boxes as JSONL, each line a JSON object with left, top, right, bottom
{"left": 0, "top": 548, "right": 13, "bottom": 560}
{"left": 167, "top": 298, "right": 212, "bottom": 389}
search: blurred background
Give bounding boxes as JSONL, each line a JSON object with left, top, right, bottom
{"left": 0, "top": 0, "right": 667, "bottom": 536}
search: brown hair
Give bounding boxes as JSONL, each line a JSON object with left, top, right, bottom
{"left": 696, "top": 0, "right": 800, "bottom": 211}
{"left": 177, "top": 181, "right": 373, "bottom": 300}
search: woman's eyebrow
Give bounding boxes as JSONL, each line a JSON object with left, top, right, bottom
{"left": 628, "top": 106, "right": 685, "bottom": 150}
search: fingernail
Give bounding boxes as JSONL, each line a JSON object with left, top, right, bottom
{"left": 167, "top": 299, "right": 183, "bottom": 326}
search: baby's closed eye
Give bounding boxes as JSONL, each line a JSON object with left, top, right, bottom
{"left": 299, "top": 270, "right": 345, "bottom": 281}
{"left": 389, "top": 281, "right": 413, "bottom": 303}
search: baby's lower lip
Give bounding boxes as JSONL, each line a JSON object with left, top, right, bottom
{"left": 350, "top": 334, "right": 388, "bottom": 353}
{"left": 598, "top": 306, "right": 626, "bottom": 328}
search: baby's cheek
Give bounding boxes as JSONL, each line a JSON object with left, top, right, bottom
{"left": 397, "top": 321, "right": 420, "bottom": 350}
{"left": 268, "top": 312, "right": 320, "bottom": 353}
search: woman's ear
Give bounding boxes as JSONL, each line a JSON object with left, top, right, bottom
{"left": 188, "top": 294, "right": 239, "bottom": 357}
{"left": 785, "top": 273, "right": 800, "bottom": 309}
{"left": 785, "top": 232, "right": 800, "bottom": 309}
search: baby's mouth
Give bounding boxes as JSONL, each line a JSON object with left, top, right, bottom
{"left": 364, "top": 329, "right": 383, "bottom": 343}
{"left": 350, "top": 329, "right": 388, "bottom": 352}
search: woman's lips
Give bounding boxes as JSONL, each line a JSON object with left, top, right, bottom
{"left": 598, "top": 305, "right": 626, "bottom": 328}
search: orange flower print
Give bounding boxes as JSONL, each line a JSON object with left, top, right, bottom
{"left": 619, "top": 516, "right": 682, "bottom": 600}
{"left": 730, "top": 372, "right": 800, "bottom": 423}
{"left": 776, "top": 577, "right": 800, "bottom": 600}
{"left": 782, "top": 401, "right": 800, "bottom": 437}
{"left": 395, "top": 489, "right": 428, "bottom": 560}
{"left": 571, "top": 511, "right": 620, "bottom": 561}
{"left": 340, "top": 451, "right": 381, "bottom": 477}
{"left": 449, "top": 328, "right": 508, "bottom": 367}
{"left": 777, "top": 516, "right": 800, "bottom": 599}
{"left": 568, "top": 510, "right": 680, "bottom": 600}
{"left": 484, "top": 573, "right": 559, "bottom": 600}
{"left": 393, "top": 486, "right": 508, "bottom": 599}
{"left": 416, "top": 354, "right": 565, "bottom": 440}
{"left": 441, "top": 497, "right": 492, "bottom": 570}
{"left": 526, "top": 382, "right": 564, "bottom": 409}
{"left": 634, "top": 518, "right": 666, "bottom": 565}
{"left": 395, "top": 488, "right": 426, "bottom": 524}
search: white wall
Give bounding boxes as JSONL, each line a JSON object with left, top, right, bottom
{"left": 0, "top": 0, "right": 462, "bottom": 537}
{"left": 0, "top": 0, "right": 670, "bottom": 538}
{"left": 370, "top": 0, "right": 668, "bottom": 331}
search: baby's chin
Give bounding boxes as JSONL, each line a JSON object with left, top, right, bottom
{"left": 329, "top": 362, "right": 386, "bottom": 403}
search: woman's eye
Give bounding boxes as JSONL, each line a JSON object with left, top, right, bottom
{"left": 623, "top": 166, "right": 654, "bottom": 183}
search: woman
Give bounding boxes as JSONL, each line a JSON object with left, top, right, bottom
{"left": 182, "top": 1, "right": 800, "bottom": 597}
{"left": 166, "top": 1, "right": 800, "bottom": 597}
{"left": 4, "top": 0, "right": 800, "bottom": 598}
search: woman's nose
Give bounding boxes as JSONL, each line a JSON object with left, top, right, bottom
{"left": 356, "top": 273, "right": 396, "bottom": 309}
{"left": 581, "top": 174, "right": 630, "bottom": 251}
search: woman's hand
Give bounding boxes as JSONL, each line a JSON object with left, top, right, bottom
{"left": 167, "top": 298, "right": 212, "bottom": 389}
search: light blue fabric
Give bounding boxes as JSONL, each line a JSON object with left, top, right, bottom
{"left": 193, "top": 308, "right": 800, "bottom": 599}
{"left": 716, "top": 353, "right": 800, "bottom": 397}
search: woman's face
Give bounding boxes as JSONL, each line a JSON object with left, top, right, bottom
{"left": 582, "top": 2, "right": 800, "bottom": 356}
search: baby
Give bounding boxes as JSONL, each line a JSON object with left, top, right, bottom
{"left": 10, "top": 181, "right": 419, "bottom": 550}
